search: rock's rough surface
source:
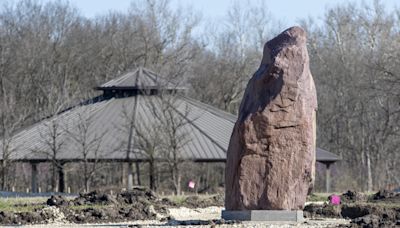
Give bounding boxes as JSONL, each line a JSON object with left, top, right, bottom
{"left": 225, "top": 26, "right": 317, "bottom": 210}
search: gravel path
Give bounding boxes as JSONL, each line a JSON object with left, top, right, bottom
{"left": 3, "top": 207, "right": 350, "bottom": 228}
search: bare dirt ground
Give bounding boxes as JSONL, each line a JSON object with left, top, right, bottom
{"left": 0, "top": 206, "right": 350, "bottom": 228}
{"left": 1, "top": 189, "right": 400, "bottom": 227}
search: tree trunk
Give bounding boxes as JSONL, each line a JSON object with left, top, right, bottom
{"left": 85, "top": 179, "right": 90, "bottom": 193}
{"left": 172, "top": 165, "right": 181, "bottom": 195}
{"left": 366, "top": 150, "right": 373, "bottom": 192}
{"left": 1, "top": 160, "right": 6, "bottom": 190}
{"left": 52, "top": 162, "right": 57, "bottom": 192}
{"left": 177, "top": 170, "right": 181, "bottom": 195}
{"left": 149, "top": 160, "right": 156, "bottom": 191}
{"left": 84, "top": 161, "right": 89, "bottom": 192}
{"left": 58, "top": 163, "right": 65, "bottom": 193}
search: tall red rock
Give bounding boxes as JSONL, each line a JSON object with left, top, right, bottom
{"left": 225, "top": 26, "right": 317, "bottom": 210}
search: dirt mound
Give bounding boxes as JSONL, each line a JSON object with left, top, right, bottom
{"left": 117, "top": 187, "right": 157, "bottom": 204}
{"left": 351, "top": 214, "right": 400, "bottom": 227}
{"left": 67, "top": 187, "right": 169, "bottom": 223}
{"left": 370, "top": 189, "right": 400, "bottom": 204}
{"left": 341, "top": 190, "right": 367, "bottom": 203}
{"left": 0, "top": 206, "right": 67, "bottom": 225}
{"left": 73, "top": 190, "right": 118, "bottom": 205}
{"left": 304, "top": 204, "right": 341, "bottom": 218}
{"left": 0, "top": 187, "right": 170, "bottom": 225}
{"left": 305, "top": 190, "right": 400, "bottom": 227}
{"left": 47, "top": 195, "right": 71, "bottom": 207}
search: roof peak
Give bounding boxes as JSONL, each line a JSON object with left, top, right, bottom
{"left": 97, "top": 67, "right": 186, "bottom": 91}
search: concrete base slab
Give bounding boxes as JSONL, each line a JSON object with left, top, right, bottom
{"left": 221, "top": 210, "right": 304, "bottom": 222}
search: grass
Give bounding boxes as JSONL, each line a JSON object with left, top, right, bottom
{"left": 164, "top": 194, "right": 218, "bottom": 205}
{"left": 0, "top": 196, "right": 111, "bottom": 213}
{"left": 165, "top": 195, "right": 187, "bottom": 205}
{"left": 307, "top": 193, "right": 332, "bottom": 202}
{"left": 0, "top": 198, "right": 45, "bottom": 212}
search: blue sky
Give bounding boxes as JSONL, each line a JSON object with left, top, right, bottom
{"left": 45, "top": 0, "right": 399, "bottom": 26}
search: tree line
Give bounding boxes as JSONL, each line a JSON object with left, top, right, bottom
{"left": 0, "top": 0, "right": 399, "bottom": 193}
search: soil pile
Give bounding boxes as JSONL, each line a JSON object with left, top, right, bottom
{"left": 178, "top": 195, "right": 224, "bottom": 208}
{"left": 341, "top": 190, "right": 367, "bottom": 203}
{"left": 370, "top": 189, "right": 400, "bottom": 204}
{"left": 72, "top": 190, "right": 118, "bottom": 206}
{"left": 0, "top": 187, "right": 170, "bottom": 225}
{"left": 305, "top": 190, "right": 400, "bottom": 227}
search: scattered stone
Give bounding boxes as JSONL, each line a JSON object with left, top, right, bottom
{"left": 225, "top": 26, "right": 317, "bottom": 210}
{"left": 40, "top": 206, "right": 67, "bottom": 223}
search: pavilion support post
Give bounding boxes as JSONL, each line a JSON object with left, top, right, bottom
{"left": 135, "top": 162, "right": 141, "bottom": 186}
{"left": 31, "top": 162, "right": 38, "bottom": 193}
{"left": 122, "top": 162, "right": 126, "bottom": 187}
{"left": 58, "top": 162, "right": 66, "bottom": 193}
{"left": 127, "top": 161, "right": 134, "bottom": 191}
{"left": 325, "top": 163, "right": 331, "bottom": 193}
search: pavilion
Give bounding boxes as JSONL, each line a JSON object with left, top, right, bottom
{"left": 0, "top": 67, "right": 340, "bottom": 193}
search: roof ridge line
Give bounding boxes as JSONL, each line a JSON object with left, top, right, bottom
{"left": 104, "top": 69, "right": 139, "bottom": 86}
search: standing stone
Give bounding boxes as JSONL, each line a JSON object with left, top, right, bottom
{"left": 225, "top": 26, "right": 317, "bottom": 211}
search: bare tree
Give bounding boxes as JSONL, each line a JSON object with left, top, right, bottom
{"left": 34, "top": 117, "right": 66, "bottom": 192}
{"left": 304, "top": 0, "right": 400, "bottom": 191}
{"left": 155, "top": 94, "right": 192, "bottom": 195}
{"left": 133, "top": 103, "right": 163, "bottom": 191}
{"left": 65, "top": 109, "right": 106, "bottom": 192}
{"left": 0, "top": 108, "right": 27, "bottom": 190}
{"left": 119, "top": 99, "right": 142, "bottom": 190}
{"left": 189, "top": 1, "right": 278, "bottom": 113}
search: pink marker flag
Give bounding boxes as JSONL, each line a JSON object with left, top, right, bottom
{"left": 329, "top": 194, "right": 341, "bottom": 205}
{"left": 188, "top": 180, "right": 195, "bottom": 189}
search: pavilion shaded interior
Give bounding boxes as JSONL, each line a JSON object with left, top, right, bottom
{"left": 0, "top": 67, "right": 340, "bottom": 193}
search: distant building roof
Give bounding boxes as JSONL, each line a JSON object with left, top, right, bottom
{"left": 0, "top": 68, "right": 341, "bottom": 164}
{"left": 2, "top": 95, "right": 234, "bottom": 162}
{"left": 316, "top": 148, "right": 341, "bottom": 163}
{"left": 97, "top": 67, "right": 185, "bottom": 91}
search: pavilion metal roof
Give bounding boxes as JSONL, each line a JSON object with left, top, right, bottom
{"left": 0, "top": 95, "right": 235, "bottom": 162}
{"left": 0, "top": 67, "right": 341, "bottom": 163}
{"left": 315, "top": 148, "right": 341, "bottom": 163}
{"left": 97, "top": 67, "right": 185, "bottom": 91}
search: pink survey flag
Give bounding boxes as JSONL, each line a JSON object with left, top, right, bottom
{"left": 188, "top": 180, "right": 195, "bottom": 189}
{"left": 329, "top": 194, "right": 341, "bottom": 205}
